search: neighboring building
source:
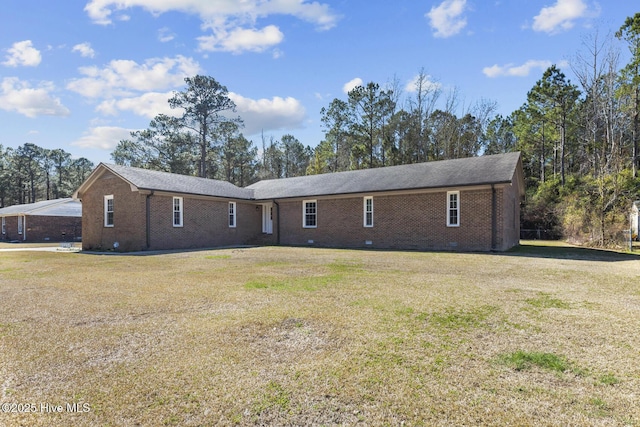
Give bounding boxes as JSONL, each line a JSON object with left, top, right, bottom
{"left": 74, "top": 152, "right": 525, "bottom": 252}
{"left": 0, "top": 198, "right": 82, "bottom": 242}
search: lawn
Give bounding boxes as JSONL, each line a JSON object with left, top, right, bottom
{"left": 1, "top": 243, "right": 639, "bottom": 426}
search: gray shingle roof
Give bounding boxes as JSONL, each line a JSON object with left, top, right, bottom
{"left": 0, "top": 198, "right": 82, "bottom": 217}
{"left": 247, "top": 152, "right": 522, "bottom": 200}
{"left": 103, "top": 163, "right": 254, "bottom": 199}
{"left": 93, "top": 152, "right": 521, "bottom": 201}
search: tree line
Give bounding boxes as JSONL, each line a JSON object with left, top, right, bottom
{"left": 0, "top": 143, "right": 94, "bottom": 207}
{"left": 111, "top": 75, "right": 315, "bottom": 186}
{"left": 111, "top": 71, "right": 500, "bottom": 183}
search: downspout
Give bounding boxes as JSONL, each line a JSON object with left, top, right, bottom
{"left": 146, "top": 191, "right": 154, "bottom": 249}
{"left": 491, "top": 185, "right": 497, "bottom": 251}
{"left": 23, "top": 215, "right": 26, "bottom": 242}
{"left": 273, "top": 199, "right": 280, "bottom": 245}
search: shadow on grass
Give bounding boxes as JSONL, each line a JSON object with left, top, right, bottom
{"left": 80, "top": 241, "right": 639, "bottom": 263}
{"left": 501, "top": 241, "right": 640, "bottom": 262}
{"left": 80, "top": 245, "right": 258, "bottom": 257}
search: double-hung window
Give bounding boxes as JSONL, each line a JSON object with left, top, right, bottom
{"left": 104, "top": 195, "right": 114, "bottom": 227}
{"left": 363, "top": 197, "right": 373, "bottom": 227}
{"left": 447, "top": 191, "right": 460, "bottom": 227}
{"left": 303, "top": 200, "right": 317, "bottom": 228}
{"left": 17, "top": 216, "right": 23, "bottom": 234}
{"left": 1, "top": 217, "right": 5, "bottom": 235}
{"left": 229, "top": 202, "right": 236, "bottom": 228}
{"left": 173, "top": 197, "right": 183, "bottom": 227}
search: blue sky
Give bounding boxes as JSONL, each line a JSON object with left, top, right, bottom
{"left": 1, "top": 0, "right": 637, "bottom": 164}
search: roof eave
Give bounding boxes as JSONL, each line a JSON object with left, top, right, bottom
{"left": 140, "top": 187, "right": 255, "bottom": 201}
{"left": 74, "top": 163, "right": 140, "bottom": 199}
{"left": 252, "top": 180, "right": 515, "bottom": 201}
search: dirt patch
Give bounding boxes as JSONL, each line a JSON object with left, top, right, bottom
{"left": 237, "top": 317, "right": 343, "bottom": 364}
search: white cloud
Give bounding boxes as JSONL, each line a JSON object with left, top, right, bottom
{"left": 426, "top": 0, "right": 468, "bottom": 38}
{"left": 482, "top": 59, "right": 556, "bottom": 77}
{"left": 84, "top": 0, "right": 338, "bottom": 54}
{"left": 0, "top": 77, "right": 70, "bottom": 117}
{"left": 72, "top": 42, "right": 96, "bottom": 58}
{"left": 532, "top": 0, "right": 589, "bottom": 34}
{"left": 405, "top": 74, "right": 441, "bottom": 93}
{"left": 229, "top": 93, "right": 306, "bottom": 135}
{"left": 2, "top": 40, "right": 42, "bottom": 67}
{"left": 197, "top": 25, "right": 284, "bottom": 54}
{"left": 343, "top": 77, "right": 363, "bottom": 94}
{"left": 66, "top": 55, "right": 201, "bottom": 98}
{"left": 70, "top": 126, "right": 138, "bottom": 150}
{"left": 96, "top": 90, "right": 306, "bottom": 135}
{"left": 85, "top": 0, "right": 338, "bottom": 28}
{"left": 96, "top": 91, "right": 177, "bottom": 118}
{"left": 158, "top": 27, "right": 175, "bottom": 43}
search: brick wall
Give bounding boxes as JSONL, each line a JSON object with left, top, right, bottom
{"left": 275, "top": 188, "right": 508, "bottom": 251}
{"left": 148, "top": 195, "right": 262, "bottom": 250}
{"left": 81, "top": 170, "right": 147, "bottom": 252}
{"left": 1, "top": 215, "right": 81, "bottom": 242}
{"left": 80, "top": 170, "right": 264, "bottom": 252}
{"left": 29, "top": 216, "right": 80, "bottom": 242}
{"left": 1, "top": 215, "right": 22, "bottom": 242}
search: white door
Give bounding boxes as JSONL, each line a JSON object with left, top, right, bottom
{"left": 262, "top": 203, "right": 273, "bottom": 234}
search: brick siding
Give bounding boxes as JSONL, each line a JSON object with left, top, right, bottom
{"left": 81, "top": 171, "right": 263, "bottom": 252}
{"left": 1, "top": 215, "right": 81, "bottom": 242}
{"left": 276, "top": 187, "right": 510, "bottom": 251}
{"left": 80, "top": 169, "right": 521, "bottom": 252}
{"left": 1, "top": 215, "right": 22, "bottom": 242}
{"left": 147, "top": 196, "right": 261, "bottom": 250}
{"left": 81, "top": 170, "right": 147, "bottom": 251}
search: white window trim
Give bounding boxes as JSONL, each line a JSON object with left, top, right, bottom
{"left": 104, "top": 195, "right": 114, "bottom": 227}
{"left": 1, "top": 217, "right": 5, "bottom": 235}
{"left": 447, "top": 191, "right": 460, "bottom": 227}
{"left": 229, "top": 202, "right": 236, "bottom": 228}
{"left": 303, "top": 199, "right": 317, "bottom": 229}
{"left": 363, "top": 196, "right": 374, "bottom": 228}
{"left": 173, "top": 197, "right": 183, "bottom": 228}
{"left": 17, "top": 215, "right": 23, "bottom": 234}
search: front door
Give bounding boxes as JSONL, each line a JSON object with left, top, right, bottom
{"left": 262, "top": 203, "right": 273, "bottom": 234}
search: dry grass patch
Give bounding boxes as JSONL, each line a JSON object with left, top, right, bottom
{"left": 1, "top": 243, "right": 639, "bottom": 425}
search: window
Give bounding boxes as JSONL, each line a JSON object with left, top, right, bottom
{"left": 173, "top": 197, "right": 183, "bottom": 227}
{"left": 363, "top": 196, "right": 373, "bottom": 227}
{"left": 104, "top": 195, "right": 114, "bottom": 227}
{"left": 17, "top": 216, "right": 23, "bottom": 234}
{"left": 447, "top": 191, "right": 460, "bottom": 227}
{"left": 229, "top": 202, "right": 236, "bottom": 228}
{"left": 1, "top": 217, "right": 4, "bottom": 235}
{"left": 303, "top": 200, "right": 317, "bottom": 228}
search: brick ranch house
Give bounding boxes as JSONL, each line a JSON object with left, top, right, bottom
{"left": 73, "top": 152, "right": 524, "bottom": 252}
{"left": 0, "top": 198, "right": 82, "bottom": 242}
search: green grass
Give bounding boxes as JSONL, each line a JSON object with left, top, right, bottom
{"left": 525, "top": 293, "right": 571, "bottom": 309}
{"left": 599, "top": 373, "right": 620, "bottom": 385}
{"left": 1, "top": 242, "right": 639, "bottom": 426}
{"left": 253, "top": 381, "right": 291, "bottom": 415}
{"left": 243, "top": 272, "right": 342, "bottom": 291}
{"left": 498, "top": 350, "right": 570, "bottom": 373}
{"left": 429, "top": 305, "right": 497, "bottom": 330}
